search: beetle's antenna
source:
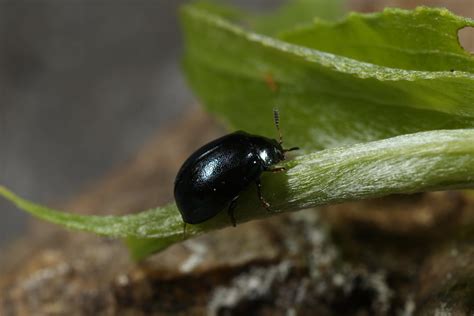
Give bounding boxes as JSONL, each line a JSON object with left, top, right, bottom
{"left": 274, "top": 107, "right": 300, "bottom": 153}
{"left": 273, "top": 107, "right": 282, "bottom": 145}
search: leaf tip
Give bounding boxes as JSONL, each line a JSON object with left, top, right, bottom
{"left": 0, "top": 185, "right": 13, "bottom": 201}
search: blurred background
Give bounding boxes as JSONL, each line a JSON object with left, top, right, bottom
{"left": 1, "top": 0, "right": 473, "bottom": 248}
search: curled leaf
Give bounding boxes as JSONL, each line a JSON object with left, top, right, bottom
{"left": 2, "top": 129, "right": 474, "bottom": 259}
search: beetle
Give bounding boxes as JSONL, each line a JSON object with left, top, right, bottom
{"left": 174, "top": 109, "right": 298, "bottom": 227}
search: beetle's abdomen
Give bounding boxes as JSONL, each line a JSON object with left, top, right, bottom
{"left": 174, "top": 132, "right": 263, "bottom": 224}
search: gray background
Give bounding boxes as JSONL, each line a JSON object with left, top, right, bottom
{"left": 0, "top": 1, "right": 280, "bottom": 247}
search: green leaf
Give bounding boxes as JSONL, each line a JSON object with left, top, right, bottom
{"left": 0, "top": 186, "right": 181, "bottom": 239}
{"left": 280, "top": 7, "right": 474, "bottom": 72}
{"left": 3, "top": 129, "right": 474, "bottom": 259}
{"left": 181, "top": 4, "right": 474, "bottom": 151}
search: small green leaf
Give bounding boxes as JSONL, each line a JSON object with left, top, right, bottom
{"left": 250, "top": 0, "right": 346, "bottom": 35}
{"left": 3, "top": 130, "right": 474, "bottom": 259}
{"left": 190, "top": 0, "right": 345, "bottom": 36}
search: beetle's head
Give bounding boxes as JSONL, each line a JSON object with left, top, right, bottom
{"left": 251, "top": 137, "right": 285, "bottom": 168}
{"left": 252, "top": 108, "right": 300, "bottom": 168}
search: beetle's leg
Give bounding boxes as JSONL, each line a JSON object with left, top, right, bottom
{"left": 182, "top": 222, "right": 187, "bottom": 240}
{"left": 267, "top": 166, "right": 286, "bottom": 173}
{"left": 256, "top": 179, "right": 272, "bottom": 212}
{"left": 228, "top": 195, "right": 239, "bottom": 227}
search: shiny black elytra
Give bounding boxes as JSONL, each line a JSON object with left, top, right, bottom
{"left": 174, "top": 109, "right": 298, "bottom": 227}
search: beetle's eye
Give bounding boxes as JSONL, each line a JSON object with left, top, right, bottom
{"left": 274, "top": 147, "right": 284, "bottom": 160}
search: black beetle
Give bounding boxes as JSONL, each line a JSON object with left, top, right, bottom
{"left": 174, "top": 109, "right": 298, "bottom": 227}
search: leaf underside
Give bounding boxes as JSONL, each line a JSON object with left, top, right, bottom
{"left": 2, "top": 129, "right": 474, "bottom": 259}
